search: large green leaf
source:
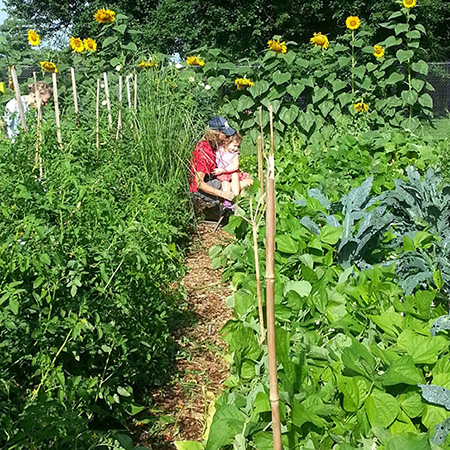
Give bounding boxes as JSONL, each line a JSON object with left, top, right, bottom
{"left": 175, "top": 442, "right": 204, "bottom": 450}
{"left": 272, "top": 71, "right": 291, "bottom": 85}
{"left": 382, "top": 355, "right": 424, "bottom": 386}
{"left": 276, "top": 235, "right": 298, "bottom": 253}
{"left": 365, "top": 390, "right": 400, "bottom": 428}
{"left": 284, "top": 280, "right": 312, "bottom": 298}
{"left": 320, "top": 225, "right": 341, "bottom": 245}
{"left": 205, "top": 404, "right": 247, "bottom": 450}
{"left": 337, "top": 376, "right": 366, "bottom": 412}
{"left": 385, "top": 434, "right": 431, "bottom": 450}
{"left": 236, "top": 95, "right": 255, "bottom": 112}
{"left": 250, "top": 80, "right": 270, "bottom": 98}
{"left": 279, "top": 105, "right": 299, "bottom": 125}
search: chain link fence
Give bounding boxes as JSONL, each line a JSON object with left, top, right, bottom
{"left": 428, "top": 62, "right": 450, "bottom": 117}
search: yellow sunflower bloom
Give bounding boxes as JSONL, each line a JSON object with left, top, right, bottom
{"left": 267, "top": 39, "right": 287, "bottom": 53}
{"left": 186, "top": 56, "right": 205, "bottom": 67}
{"left": 235, "top": 77, "right": 255, "bottom": 90}
{"left": 346, "top": 16, "right": 361, "bottom": 30}
{"left": 403, "top": 0, "right": 416, "bottom": 7}
{"left": 83, "top": 38, "right": 97, "bottom": 52}
{"left": 27, "top": 30, "right": 40, "bottom": 46}
{"left": 310, "top": 32, "right": 329, "bottom": 50}
{"left": 94, "top": 9, "right": 115, "bottom": 24}
{"left": 40, "top": 61, "right": 58, "bottom": 73}
{"left": 70, "top": 37, "right": 84, "bottom": 53}
{"left": 373, "top": 45, "right": 385, "bottom": 58}
{"left": 354, "top": 102, "right": 369, "bottom": 112}
{"left": 138, "top": 60, "right": 158, "bottom": 69}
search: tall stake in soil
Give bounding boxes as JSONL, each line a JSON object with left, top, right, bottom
{"left": 116, "top": 75, "right": 122, "bottom": 140}
{"left": 70, "top": 67, "right": 79, "bottom": 116}
{"left": 126, "top": 75, "right": 132, "bottom": 108}
{"left": 33, "top": 72, "right": 43, "bottom": 179}
{"left": 133, "top": 74, "right": 138, "bottom": 110}
{"left": 10, "top": 67, "right": 27, "bottom": 133}
{"left": 52, "top": 72, "right": 62, "bottom": 147}
{"left": 103, "top": 72, "right": 113, "bottom": 129}
{"left": 266, "top": 107, "right": 282, "bottom": 450}
{"left": 258, "top": 135, "right": 264, "bottom": 197}
{"left": 96, "top": 79, "right": 100, "bottom": 149}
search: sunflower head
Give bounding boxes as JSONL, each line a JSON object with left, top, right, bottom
{"left": 83, "top": 38, "right": 97, "bottom": 52}
{"left": 373, "top": 45, "right": 385, "bottom": 58}
{"left": 139, "top": 60, "right": 158, "bottom": 69}
{"left": 186, "top": 56, "right": 205, "bottom": 67}
{"left": 27, "top": 30, "right": 40, "bottom": 46}
{"left": 94, "top": 9, "right": 115, "bottom": 24}
{"left": 346, "top": 16, "right": 361, "bottom": 30}
{"left": 235, "top": 77, "right": 255, "bottom": 90}
{"left": 267, "top": 39, "right": 287, "bottom": 53}
{"left": 354, "top": 102, "right": 369, "bottom": 112}
{"left": 40, "top": 61, "right": 58, "bottom": 73}
{"left": 403, "top": 0, "right": 416, "bottom": 8}
{"left": 310, "top": 32, "right": 329, "bottom": 50}
{"left": 70, "top": 37, "right": 84, "bottom": 53}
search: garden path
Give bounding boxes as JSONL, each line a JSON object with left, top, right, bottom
{"left": 142, "top": 222, "right": 234, "bottom": 449}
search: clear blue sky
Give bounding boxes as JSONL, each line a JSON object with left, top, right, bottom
{"left": 0, "top": 0, "right": 7, "bottom": 26}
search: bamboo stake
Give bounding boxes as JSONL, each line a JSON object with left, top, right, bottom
{"left": 33, "top": 72, "right": 43, "bottom": 179}
{"left": 116, "top": 75, "right": 122, "bottom": 139}
{"left": 259, "top": 106, "right": 264, "bottom": 150}
{"left": 103, "top": 72, "right": 112, "bottom": 129}
{"left": 10, "top": 67, "right": 27, "bottom": 133}
{"left": 265, "top": 108, "right": 282, "bottom": 450}
{"left": 257, "top": 135, "right": 264, "bottom": 198}
{"left": 52, "top": 72, "right": 62, "bottom": 147}
{"left": 70, "top": 67, "right": 79, "bottom": 117}
{"left": 269, "top": 105, "right": 274, "bottom": 156}
{"left": 133, "top": 73, "right": 138, "bottom": 110}
{"left": 96, "top": 79, "right": 100, "bottom": 149}
{"left": 126, "top": 75, "right": 132, "bottom": 108}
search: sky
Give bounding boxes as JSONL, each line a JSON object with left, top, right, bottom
{"left": 0, "top": 0, "right": 7, "bottom": 26}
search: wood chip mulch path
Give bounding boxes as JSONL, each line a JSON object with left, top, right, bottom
{"left": 140, "top": 222, "right": 234, "bottom": 449}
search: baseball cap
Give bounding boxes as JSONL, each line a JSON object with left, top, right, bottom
{"left": 208, "top": 116, "right": 236, "bottom": 136}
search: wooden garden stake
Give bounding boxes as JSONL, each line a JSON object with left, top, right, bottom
{"left": 52, "top": 72, "right": 62, "bottom": 147}
{"left": 259, "top": 106, "right": 264, "bottom": 149}
{"left": 116, "top": 75, "right": 122, "bottom": 139}
{"left": 33, "top": 72, "right": 43, "bottom": 179}
{"left": 134, "top": 73, "right": 138, "bottom": 110}
{"left": 269, "top": 104, "right": 274, "bottom": 156}
{"left": 103, "top": 72, "right": 113, "bottom": 129}
{"left": 257, "top": 135, "right": 264, "bottom": 198}
{"left": 266, "top": 108, "right": 282, "bottom": 450}
{"left": 10, "top": 67, "right": 27, "bottom": 133}
{"left": 96, "top": 79, "right": 100, "bottom": 149}
{"left": 70, "top": 67, "right": 79, "bottom": 121}
{"left": 126, "top": 75, "right": 132, "bottom": 108}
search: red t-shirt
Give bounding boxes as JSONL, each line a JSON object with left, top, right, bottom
{"left": 189, "top": 140, "right": 217, "bottom": 192}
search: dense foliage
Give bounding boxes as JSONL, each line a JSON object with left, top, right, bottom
{"left": 198, "top": 127, "right": 450, "bottom": 449}
{"left": 3, "top": 0, "right": 450, "bottom": 61}
{"left": 0, "top": 70, "right": 202, "bottom": 448}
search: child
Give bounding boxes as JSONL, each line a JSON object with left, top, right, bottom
{"left": 213, "top": 132, "right": 250, "bottom": 209}
{"left": 4, "top": 81, "right": 52, "bottom": 139}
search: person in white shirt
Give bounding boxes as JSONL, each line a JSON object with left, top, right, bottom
{"left": 4, "top": 81, "right": 52, "bottom": 139}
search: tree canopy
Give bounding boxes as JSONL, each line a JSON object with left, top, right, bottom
{"left": 3, "top": 0, "right": 450, "bottom": 61}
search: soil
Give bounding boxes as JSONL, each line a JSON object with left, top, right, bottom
{"left": 138, "top": 222, "right": 234, "bottom": 449}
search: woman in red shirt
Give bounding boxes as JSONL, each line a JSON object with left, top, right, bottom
{"left": 190, "top": 117, "right": 237, "bottom": 205}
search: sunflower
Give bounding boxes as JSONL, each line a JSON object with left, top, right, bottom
{"left": 27, "top": 29, "right": 40, "bottom": 46}
{"left": 94, "top": 9, "right": 115, "bottom": 24}
{"left": 346, "top": 16, "right": 361, "bottom": 30}
{"left": 354, "top": 102, "right": 369, "bottom": 112}
{"left": 373, "top": 45, "right": 385, "bottom": 58}
{"left": 403, "top": 0, "right": 416, "bottom": 7}
{"left": 235, "top": 77, "right": 255, "bottom": 90}
{"left": 138, "top": 60, "right": 158, "bottom": 69}
{"left": 40, "top": 61, "right": 58, "bottom": 73}
{"left": 70, "top": 37, "right": 84, "bottom": 53}
{"left": 84, "top": 38, "right": 97, "bottom": 52}
{"left": 310, "top": 32, "right": 329, "bottom": 50}
{"left": 267, "top": 39, "right": 287, "bottom": 53}
{"left": 186, "top": 56, "right": 205, "bottom": 66}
